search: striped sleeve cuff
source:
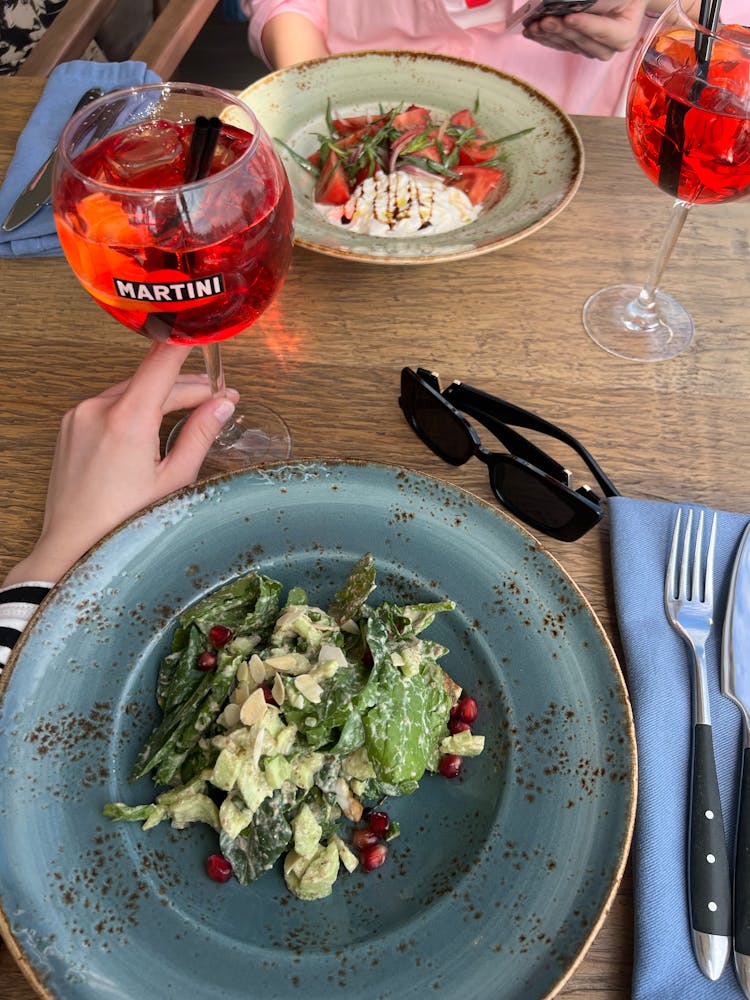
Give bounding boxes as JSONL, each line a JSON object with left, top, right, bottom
{"left": 0, "top": 582, "right": 54, "bottom": 670}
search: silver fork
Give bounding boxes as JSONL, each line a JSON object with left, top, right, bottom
{"left": 665, "top": 508, "right": 731, "bottom": 980}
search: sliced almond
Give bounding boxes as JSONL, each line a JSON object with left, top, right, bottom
{"left": 240, "top": 687, "right": 268, "bottom": 727}
{"left": 236, "top": 660, "right": 250, "bottom": 685}
{"left": 248, "top": 653, "right": 266, "bottom": 686}
{"left": 265, "top": 652, "right": 310, "bottom": 674}
{"left": 218, "top": 702, "right": 241, "bottom": 729}
{"left": 231, "top": 683, "right": 251, "bottom": 707}
{"left": 390, "top": 651, "right": 405, "bottom": 667}
{"left": 272, "top": 673, "right": 286, "bottom": 706}
{"left": 294, "top": 673, "right": 323, "bottom": 704}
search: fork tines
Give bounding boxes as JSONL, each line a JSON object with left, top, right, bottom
{"left": 666, "top": 507, "right": 717, "bottom": 608}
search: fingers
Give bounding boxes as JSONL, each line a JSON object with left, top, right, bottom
{"left": 118, "top": 343, "right": 197, "bottom": 410}
{"left": 527, "top": 2, "right": 645, "bottom": 58}
{"left": 160, "top": 381, "right": 238, "bottom": 416}
{"left": 158, "top": 394, "right": 238, "bottom": 487}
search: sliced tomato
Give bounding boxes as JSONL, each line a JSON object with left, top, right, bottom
{"left": 449, "top": 109, "right": 497, "bottom": 164}
{"left": 332, "top": 114, "right": 388, "bottom": 136}
{"left": 307, "top": 149, "right": 322, "bottom": 169}
{"left": 391, "top": 105, "right": 431, "bottom": 132}
{"left": 458, "top": 136, "right": 498, "bottom": 164}
{"left": 449, "top": 165, "right": 507, "bottom": 207}
{"left": 449, "top": 109, "right": 477, "bottom": 130}
{"left": 315, "top": 149, "right": 351, "bottom": 205}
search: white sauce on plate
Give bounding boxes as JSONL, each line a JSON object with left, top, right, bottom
{"left": 316, "top": 170, "right": 480, "bottom": 237}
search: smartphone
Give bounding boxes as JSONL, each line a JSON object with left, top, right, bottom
{"left": 506, "top": 0, "right": 623, "bottom": 31}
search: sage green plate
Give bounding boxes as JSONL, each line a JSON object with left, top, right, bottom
{"left": 0, "top": 461, "right": 634, "bottom": 1000}
{"left": 238, "top": 52, "right": 584, "bottom": 264}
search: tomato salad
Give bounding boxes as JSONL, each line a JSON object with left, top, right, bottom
{"left": 280, "top": 100, "right": 532, "bottom": 236}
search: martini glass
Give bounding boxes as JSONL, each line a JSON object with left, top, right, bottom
{"left": 53, "top": 82, "right": 295, "bottom": 468}
{"left": 583, "top": 1, "right": 750, "bottom": 361}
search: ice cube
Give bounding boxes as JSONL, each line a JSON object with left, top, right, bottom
{"left": 105, "top": 122, "right": 186, "bottom": 188}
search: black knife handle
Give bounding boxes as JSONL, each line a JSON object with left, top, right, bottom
{"left": 690, "top": 723, "right": 732, "bottom": 935}
{"left": 735, "top": 747, "right": 750, "bottom": 955}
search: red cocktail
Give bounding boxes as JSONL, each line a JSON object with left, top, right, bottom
{"left": 53, "top": 84, "right": 295, "bottom": 464}
{"left": 583, "top": 4, "right": 750, "bottom": 361}
{"left": 629, "top": 30, "right": 750, "bottom": 204}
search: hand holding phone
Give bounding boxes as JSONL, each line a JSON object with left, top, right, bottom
{"left": 506, "top": 0, "right": 624, "bottom": 32}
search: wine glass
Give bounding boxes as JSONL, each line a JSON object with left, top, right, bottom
{"left": 583, "top": 1, "right": 750, "bottom": 361}
{"left": 53, "top": 82, "right": 295, "bottom": 469}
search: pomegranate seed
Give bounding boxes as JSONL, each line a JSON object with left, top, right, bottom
{"left": 353, "top": 827, "right": 381, "bottom": 851}
{"left": 456, "top": 696, "right": 478, "bottom": 724}
{"left": 449, "top": 718, "right": 471, "bottom": 736}
{"left": 360, "top": 842, "right": 388, "bottom": 872}
{"left": 208, "top": 625, "right": 234, "bottom": 647}
{"left": 439, "top": 754, "right": 463, "bottom": 779}
{"left": 261, "top": 685, "right": 276, "bottom": 704}
{"left": 367, "top": 809, "right": 390, "bottom": 836}
{"left": 197, "top": 651, "right": 217, "bottom": 671}
{"left": 205, "top": 853, "right": 233, "bottom": 882}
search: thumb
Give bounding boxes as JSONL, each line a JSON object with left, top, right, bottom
{"left": 161, "top": 393, "right": 238, "bottom": 486}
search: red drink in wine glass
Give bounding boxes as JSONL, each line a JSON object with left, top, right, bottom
{"left": 582, "top": 4, "right": 750, "bottom": 362}
{"left": 53, "top": 84, "right": 295, "bottom": 466}
{"left": 628, "top": 30, "right": 750, "bottom": 205}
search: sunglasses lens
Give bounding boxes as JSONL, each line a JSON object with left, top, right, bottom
{"left": 491, "top": 460, "right": 601, "bottom": 542}
{"left": 406, "top": 374, "right": 475, "bottom": 465}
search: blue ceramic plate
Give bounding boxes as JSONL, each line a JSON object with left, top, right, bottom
{"left": 0, "top": 461, "right": 635, "bottom": 1000}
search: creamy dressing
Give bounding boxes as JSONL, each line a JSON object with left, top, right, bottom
{"left": 317, "top": 169, "right": 480, "bottom": 237}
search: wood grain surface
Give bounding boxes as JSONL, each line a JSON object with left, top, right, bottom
{"left": 1, "top": 74, "right": 749, "bottom": 1000}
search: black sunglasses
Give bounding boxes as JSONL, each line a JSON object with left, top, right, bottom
{"left": 399, "top": 367, "right": 619, "bottom": 542}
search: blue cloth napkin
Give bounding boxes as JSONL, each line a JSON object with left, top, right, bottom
{"left": 609, "top": 496, "right": 750, "bottom": 999}
{"left": 0, "top": 60, "right": 160, "bottom": 259}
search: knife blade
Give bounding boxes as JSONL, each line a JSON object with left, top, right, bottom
{"left": 722, "top": 520, "right": 750, "bottom": 998}
{"left": 2, "top": 87, "right": 103, "bottom": 233}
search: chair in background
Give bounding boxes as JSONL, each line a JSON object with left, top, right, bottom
{"left": 16, "top": 0, "right": 220, "bottom": 79}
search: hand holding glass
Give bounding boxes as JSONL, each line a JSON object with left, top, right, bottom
{"left": 583, "top": 2, "right": 750, "bottom": 361}
{"left": 53, "top": 83, "right": 294, "bottom": 467}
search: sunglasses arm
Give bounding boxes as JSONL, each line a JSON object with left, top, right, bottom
{"left": 456, "top": 401, "right": 570, "bottom": 483}
{"left": 445, "top": 381, "right": 620, "bottom": 499}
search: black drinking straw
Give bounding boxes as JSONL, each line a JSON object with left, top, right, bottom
{"left": 185, "top": 115, "right": 221, "bottom": 183}
{"left": 657, "top": 0, "right": 724, "bottom": 194}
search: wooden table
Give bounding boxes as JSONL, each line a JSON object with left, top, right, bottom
{"left": 2, "top": 75, "right": 750, "bottom": 1000}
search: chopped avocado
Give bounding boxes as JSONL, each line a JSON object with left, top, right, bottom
{"left": 290, "top": 751, "right": 325, "bottom": 790}
{"left": 292, "top": 803, "right": 323, "bottom": 858}
{"left": 439, "top": 731, "right": 486, "bottom": 757}
{"left": 286, "top": 840, "right": 340, "bottom": 900}
{"left": 169, "top": 793, "right": 221, "bottom": 832}
{"left": 333, "top": 835, "right": 359, "bottom": 873}
{"left": 211, "top": 746, "right": 243, "bottom": 791}
{"left": 264, "top": 754, "right": 292, "bottom": 789}
{"left": 219, "top": 796, "right": 256, "bottom": 840}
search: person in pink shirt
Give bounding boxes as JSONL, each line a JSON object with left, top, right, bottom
{"left": 239, "top": 0, "right": 743, "bottom": 116}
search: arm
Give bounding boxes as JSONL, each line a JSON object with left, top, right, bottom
{"left": 260, "top": 11, "right": 329, "bottom": 67}
{"left": 3, "top": 343, "right": 238, "bottom": 588}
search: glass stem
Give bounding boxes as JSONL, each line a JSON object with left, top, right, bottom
{"left": 625, "top": 199, "right": 692, "bottom": 330}
{"left": 641, "top": 198, "right": 692, "bottom": 305}
{"left": 202, "top": 343, "right": 242, "bottom": 446}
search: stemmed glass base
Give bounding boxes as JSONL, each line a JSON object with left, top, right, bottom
{"left": 167, "top": 341, "right": 292, "bottom": 477}
{"left": 582, "top": 198, "right": 695, "bottom": 363}
{"left": 582, "top": 283, "right": 694, "bottom": 362}
{"left": 168, "top": 403, "right": 292, "bottom": 477}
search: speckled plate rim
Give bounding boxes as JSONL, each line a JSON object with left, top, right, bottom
{"left": 0, "top": 459, "right": 636, "bottom": 1000}
{"left": 238, "top": 52, "right": 585, "bottom": 264}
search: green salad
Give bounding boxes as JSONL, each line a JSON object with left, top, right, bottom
{"left": 104, "top": 554, "right": 484, "bottom": 900}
